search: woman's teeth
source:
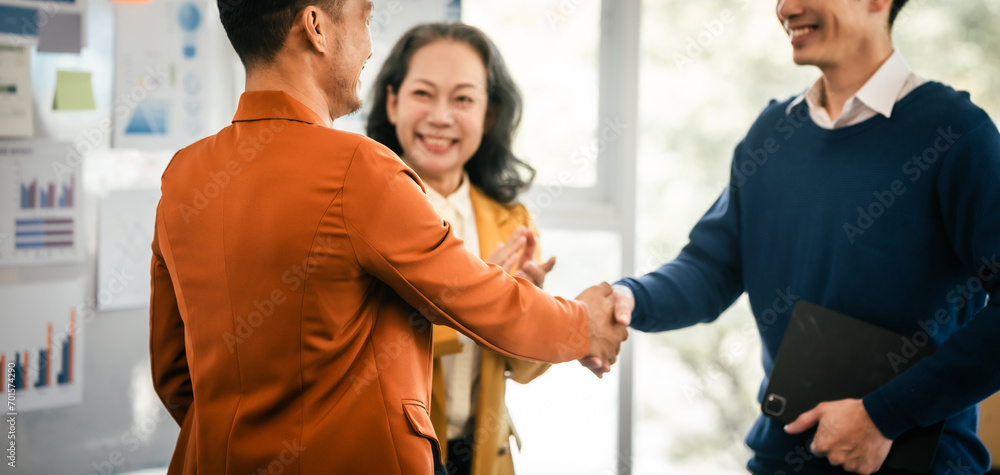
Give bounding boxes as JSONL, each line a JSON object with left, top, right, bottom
{"left": 423, "top": 137, "right": 453, "bottom": 147}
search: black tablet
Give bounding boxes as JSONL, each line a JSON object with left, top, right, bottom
{"left": 762, "top": 300, "right": 944, "bottom": 473}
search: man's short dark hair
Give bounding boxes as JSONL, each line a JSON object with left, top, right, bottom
{"left": 889, "top": 0, "right": 910, "bottom": 28}
{"left": 218, "top": 0, "right": 345, "bottom": 70}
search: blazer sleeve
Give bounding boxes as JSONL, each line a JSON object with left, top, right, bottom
{"left": 341, "top": 141, "right": 591, "bottom": 364}
{"left": 149, "top": 207, "right": 194, "bottom": 426}
{"left": 503, "top": 205, "right": 553, "bottom": 384}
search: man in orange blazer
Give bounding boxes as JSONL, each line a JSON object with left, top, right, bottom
{"left": 149, "top": 1, "right": 629, "bottom": 474}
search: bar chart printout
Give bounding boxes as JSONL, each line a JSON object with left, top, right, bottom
{"left": 0, "top": 280, "right": 85, "bottom": 412}
{"left": 0, "top": 141, "right": 85, "bottom": 266}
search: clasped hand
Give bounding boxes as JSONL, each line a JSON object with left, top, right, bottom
{"left": 784, "top": 398, "right": 893, "bottom": 475}
{"left": 575, "top": 283, "right": 632, "bottom": 378}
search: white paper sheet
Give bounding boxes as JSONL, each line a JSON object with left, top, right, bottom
{"left": 0, "top": 280, "right": 86, "bottom": 413}
{"left": 0, "top": 45, "right": 32, "bottom": 138}
{"left": 113, "top": 0, "right": 210, "bottom": 150}
{"left": 97, "top": 189, "right": 159, "bottom": 311}
{"left": 0, "top": 141, "right": 86, "bottom": 266}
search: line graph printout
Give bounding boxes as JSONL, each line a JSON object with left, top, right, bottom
{"left": 97, "top": 189, "right": 159, "bottom": 310}
{"left": 0, "top": 280, "right": 86, "bottom": 412}
{"left": 0, "top": 141, "right": 85, "bottom": 266}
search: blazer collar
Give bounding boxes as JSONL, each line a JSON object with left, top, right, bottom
{"left": 470, "top": 185, "right": 513, "bottom": 223}
{"left": 232, "top": 91, "right": 327, "bottom": 126}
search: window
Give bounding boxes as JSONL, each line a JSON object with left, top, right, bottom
{"left": 464, "top": 0, "right": 602, "bottom": 189}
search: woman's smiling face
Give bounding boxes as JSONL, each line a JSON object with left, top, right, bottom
{"left": 386, "top": 39, "right": 490, "bottom": 183}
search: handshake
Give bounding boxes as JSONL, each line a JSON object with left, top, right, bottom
{"left": 575, "top": 283, "right": 634, "bottom": 378}
{"left": 487, "top": 227, "right": 633, "bottom": 378}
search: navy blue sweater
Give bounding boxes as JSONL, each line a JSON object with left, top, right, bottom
{"left": 619, "top": 82, "right": 1000, "bottom": 474}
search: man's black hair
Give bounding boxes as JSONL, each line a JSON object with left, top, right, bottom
{"left": 218, "top": 0, "right": 345, "bottom": 70}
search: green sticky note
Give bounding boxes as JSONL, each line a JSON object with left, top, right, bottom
{"left": 54, "top": 70, "right": 96, "bottom": 111}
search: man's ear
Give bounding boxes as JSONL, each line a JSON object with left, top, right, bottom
{"left": 869, "top": 0, "right": 895, "bottom": 33}
{"left": 869, "top": 0, "right": 894, "bottom": 17}
{"left": 299, "top": 6, "right": 328, "bottom": 54}
{"left": 386, "top": 85, "right": 398, "bottom": 125}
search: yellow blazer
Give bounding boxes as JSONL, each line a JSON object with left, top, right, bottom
{"left": 430, "top": 185, "right": 551, "bottom": 475}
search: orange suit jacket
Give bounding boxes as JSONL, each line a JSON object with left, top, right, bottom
{"left": 149, "top": 91, "right": 590, "bottom": 475}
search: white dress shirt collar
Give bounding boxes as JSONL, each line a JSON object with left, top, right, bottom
{"left": 851, "top": 50, "right": 916, "bottom": 119}
{"left": 786, "top": 50, "right": 925, "bottom": 128}
{"left": 424, "top": 173, "right": 476, "bottom": 225}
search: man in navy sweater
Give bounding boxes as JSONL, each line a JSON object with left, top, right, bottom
{"left": 593, "top": 0, "right": 1000, "bottom": 473}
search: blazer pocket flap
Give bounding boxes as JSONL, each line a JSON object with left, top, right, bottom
{"left": 402, "top": 400, "right": 437, "bottom": 441}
